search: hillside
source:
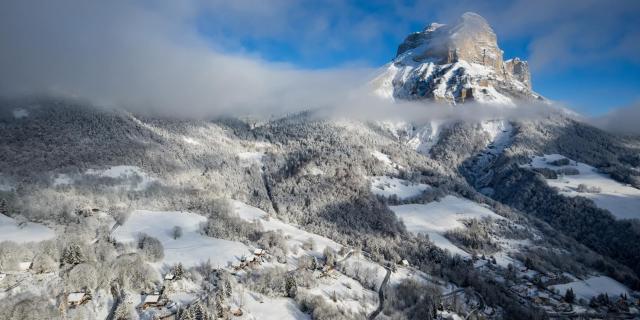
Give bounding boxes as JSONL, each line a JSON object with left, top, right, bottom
{"left": 1, "top": 12, "right": 640, "bottom": 320}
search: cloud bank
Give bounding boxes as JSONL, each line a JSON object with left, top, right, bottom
{"left": 590, "top": 103, "right": 640, "bottom": 136}
{"left": 0, "top": 1, "right": 372, "bottom": 118}
{"left": 1, "top": 0, "right": 636, "bottom": 120}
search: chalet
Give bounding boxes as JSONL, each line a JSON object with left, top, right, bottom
{"left": 142, "top": 294, "right": 161, "bottom": 309}
{"left": 254, "top": 248, "right": 265, "bottom": 256}
{"left": 554, "top": 303, "right": 572, "bottom": 312}
{"left": 67, "top": 292, "right": 91, "bottom": 307}
{"left": 531, "top": 291, "right": 550, "bottom": 304}
{"left": 247, "top": 255, "right": 261, "bottom": 267}
{"left": 141, "top": 287, "right": 166, "bottom": 309}
{"left": 400, "top": 259, "right": 409, "bottom": 266}
{"left": 164, "top": 273, "right": 175, "bottom": 281}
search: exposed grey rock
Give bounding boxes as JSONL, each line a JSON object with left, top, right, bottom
{"left": 375, "top": 12, "right": 541, "bottom": 105}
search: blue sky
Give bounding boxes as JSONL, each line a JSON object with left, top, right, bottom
{"left": 1, "top": 0, "right": 638, "bottom": 117}
{"left": 195, "top": 0, "right": 640, "bottom": 115}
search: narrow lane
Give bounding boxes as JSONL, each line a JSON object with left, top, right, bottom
{"left": 368, "top": 267, "right": 391, "bottom": 320}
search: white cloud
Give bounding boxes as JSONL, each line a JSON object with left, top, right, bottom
{"left": 1, "top": 0, "right": 635, "bottom": 118}
{"left": 0, "top": 0, "right": 371, "bottom": 117}
{"left": 590, "top": 103, "right": 640, "bottom": 136}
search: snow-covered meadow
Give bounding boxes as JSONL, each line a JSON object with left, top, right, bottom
{"left": 525, "top": 154, "right": 640, "bottom": 220}
{"left": 0, "top": 214, "right": 55, "bottom": 243}
{"left": 390, "top": 195, "right": 502, "bottom": 256}
{"left": 233, "top": 201, "right": 342, "bottom": 257}
{"left": 369, "top": 176, "right": 430, "bottom": 199}
{"left": 112, "top": 210, "right": 249, "bottom": 271}
{"left": 550, "top": 276, "right": 631, "bottom": 300}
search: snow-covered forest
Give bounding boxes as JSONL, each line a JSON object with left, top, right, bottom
{"left": 1, "top": 98, "right": 640, "bottom": 319}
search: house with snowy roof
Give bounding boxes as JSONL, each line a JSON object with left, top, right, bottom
{"left": 67, "top": 292, "right": 91, "bottom": 307}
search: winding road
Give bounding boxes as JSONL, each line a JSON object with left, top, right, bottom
{"left": 367, "top": 267, "right": 391, "bottom": 320}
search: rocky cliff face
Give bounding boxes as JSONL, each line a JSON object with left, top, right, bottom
{"left": 373, "top": 12, "right": 539, "bottom": 105}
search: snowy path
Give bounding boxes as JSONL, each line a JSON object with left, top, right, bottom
{"left": 368, "top": 267, "right": 391, "bottom": 320}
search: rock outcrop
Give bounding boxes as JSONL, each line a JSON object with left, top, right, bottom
{"left": 373, "top": 12, "right": 540, "bottom": 105}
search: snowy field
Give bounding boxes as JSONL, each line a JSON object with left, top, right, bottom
{"left": 0, "top": 214, "right": 55, "bottom": 243}
{"left": 550, "top": 276, "right": 631, "bottom": 300}
{"left": 390, "top": 195, "right": 502, "bottom": 256}
{"left": 233, "top": 201, "right": 341, "bottom": 256}
{"left": 85, "top": 165, "right": 156, "bottom": 191}
{"left": 371, "top": 150, "right": 393, "bottom": 166}
{"left": 525, "top": 154, "right": 640, "bottom": 220}
{"left": 305, "top": 272, "right": 377, "bottom": 315}
{"left": 370, "top": 176, "right": 430, "bottom": 199}
{"left": 234, "top": 202, "right": 382, "bottom": 316}
{"left": 370, "top": 150, "right": 404, "bottom": 172}
{"left": 182, "top": 136, "right": 201, "bottom": 145}
{"left": 237, "top": 151, "right": 265, "bottom": 167}
{"left": 52, "top": 165, "right": 157, "bottom": 190}
{"left": 112, "top": 210, "right": 249, "bottom": 270}
{"left": 239, "top": 291, "right": 310, "bottom": 320}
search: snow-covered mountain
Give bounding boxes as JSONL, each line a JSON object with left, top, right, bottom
{"left": 372, "top": 12, "right": 543, "bottom": 105}
{"left": 1, "top": 12, "right": 640, "bottom": 320}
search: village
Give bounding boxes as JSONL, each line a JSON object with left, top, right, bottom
{"left": 473, "top": 255, "right": 640, "bottom": 318}
{"left": 2, "top": 201, "right": 640, "bottom": 320}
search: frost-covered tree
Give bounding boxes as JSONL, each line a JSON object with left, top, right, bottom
{"left": 0, "top": 198, "right": 8, "bottom": 216}
{"left": 564, "top": 288, "right": 575, "bottom": 303}
{"left": 0, "top": 293, "right": 59, "bottom": 320}
{"left": 172, "top": 225, "right": 183, "bottom": 239}
{"left": 323, "top": 247, "right": 336, "bottom": 267}
{"left": 225, "top": 279, "right": 232, "bottom": 298}
{"left": 285, "top": 274, "right": 297, "bottom": 298}
{"left": 137, "top": 233, "right": 164, "bottom": 262}
{"left": 66, "top": 263, "right": 97, "bottom": 291}
{"left": 61, "top": 243, "right": 85, "bottom": 266}
{"left": 0, "top": 241, "right": 32, "bottom": 271}
{"left": 215, "top": 291, "right": 225, "bottom": 318}
{"left": 31, "top": 253, "right": 57, "bottom": 274}
{"left": 111, "top": 254, "right": 160, "bottom": 292}
{"left": 179, "top": 308, "right": 194, "bottom": 320}
{"left": 175, "top": 263, "right": 185, "bottom": 280}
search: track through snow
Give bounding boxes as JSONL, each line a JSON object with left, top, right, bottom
{"left": 368, "top": 267, "right": 391, "bottom": 320}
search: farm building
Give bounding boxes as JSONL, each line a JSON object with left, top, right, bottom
{"left": 67, "top": 292, "right": 91, "bottom": 307}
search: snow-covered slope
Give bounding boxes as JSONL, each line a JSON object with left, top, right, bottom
{"left": 0, "top": 214, "right": 55, "bottom": 243}
{"left": 233, "top": 200, "right": 342, "bottom": 256}
{"left": 524, "top": 154, "right": 640, "bottom": 220}
{"left": 550, "top": 276, "right": 631, "bottom": 300}
{"left": 377, "top": 120, "right": 443, "bottom": 155}
{"left": 390, "top": 195, "right": 502, "bottom": 256}
{"left": 113, "top": 210, "right": 250, "bottom": 270}
{"left": 370, "top": 176, "right": 430, "bottom": 199}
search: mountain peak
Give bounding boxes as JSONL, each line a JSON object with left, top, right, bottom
{"left": 375, "top": 12, "right": 540, "bottom": 105}
{"left": 396, "top": 12, "right": 502, "bottom": 71}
